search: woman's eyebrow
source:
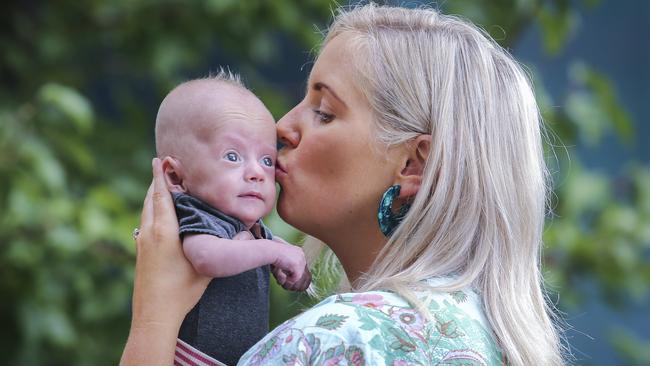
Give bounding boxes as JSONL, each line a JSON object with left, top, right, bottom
{"left": 310, "top": 81, "right": 348, "bottom": 108}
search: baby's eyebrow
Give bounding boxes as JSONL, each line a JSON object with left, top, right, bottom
{"left": 262, "top": 143, "right": 277, "bottom": 154}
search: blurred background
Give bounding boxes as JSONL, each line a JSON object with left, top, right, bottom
{"left": 1, "top": 0, "right": 648, "bottom": 365}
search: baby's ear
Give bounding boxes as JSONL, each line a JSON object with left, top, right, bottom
{"left": 161, "top": 156, "right": 187, "bottom": 193}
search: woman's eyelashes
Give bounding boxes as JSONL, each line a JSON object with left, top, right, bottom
{"left": 313, "top": 109, "right": 335, "bottom": 123}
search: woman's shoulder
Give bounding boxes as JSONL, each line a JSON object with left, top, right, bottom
{"left": 333, "top": 282, "right": 502, "bottom": 365}
{"left": 238, "top": 279, "right": 503, "bottom": 365}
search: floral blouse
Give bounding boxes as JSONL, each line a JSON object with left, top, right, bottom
{"left": 237, "top": 278, "right": 503, "bottom": 366}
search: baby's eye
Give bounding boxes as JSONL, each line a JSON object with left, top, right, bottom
{"left": 225, "top": 152, "right": 240, "bottom": 162}
{"left": 261, "top": 156, "right": 274, "bottom": 167}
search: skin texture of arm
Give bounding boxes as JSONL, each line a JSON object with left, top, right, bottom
{"left": 183, "top": 233, "right": 311, "bottom": 291}
{"left": 120, "top": 158, "right": 211, "bottom": 366}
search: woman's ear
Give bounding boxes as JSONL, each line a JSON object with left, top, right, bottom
{"left": 395, "top": 135, "right": 431, "bottom": 199}
{"left": 161, "top": 156, "right": 188, "bottom": 193}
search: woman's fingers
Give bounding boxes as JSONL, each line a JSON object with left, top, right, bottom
{"left": 132, "top": 157, "right": 209, "bottom": 327}
{"left": 134, "top": 182, "right": 154, "bottom": 257}
{"left": 233, "top": 231, "right": 254, "bottom": 240}
{"left": 139, "top": 182, "right": 154, "bottom": 232}
{"left": 152, "top": 158, "right": 176, "bottom": 229}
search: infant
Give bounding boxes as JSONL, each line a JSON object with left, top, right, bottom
{"left": 155, "top": 72, "right": 310, "bottom": 365}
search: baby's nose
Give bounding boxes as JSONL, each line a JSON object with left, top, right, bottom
{"left": 245, "top": 163, "right": 265, "bottom": 182}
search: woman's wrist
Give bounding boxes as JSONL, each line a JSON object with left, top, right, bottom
{"left": 120, "top": 320, "right": 180, "bottom": 365}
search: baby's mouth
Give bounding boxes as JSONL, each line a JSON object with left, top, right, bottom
{"left": 239, "top": 191, "right": 263, "bottom": 200}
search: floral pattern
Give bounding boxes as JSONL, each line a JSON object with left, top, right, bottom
{"left": 238, "top": 278, "right": 502, "bottom": 365}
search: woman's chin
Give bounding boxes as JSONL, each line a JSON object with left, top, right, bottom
{"left": 276, "top": 193, "right": 294, "bottom": 224}
{"left": 276, "top": 195, "right": 309, "bottom": 233}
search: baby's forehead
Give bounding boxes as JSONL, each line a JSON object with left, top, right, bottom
{"left": 187, "top": 83, "right": 271, "bottom": 122}
{"left": 195, "top": 101, "right": 275, "bottom": 134}
{"left": 216, "top": 128, "right": 275, "bottom": 146}
{"left": 203, "top": 119, "right": 277, "bottom": 151}
{"left": 176, "top": 81, "right": 268, "bottom": 123}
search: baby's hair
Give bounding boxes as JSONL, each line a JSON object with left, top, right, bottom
{"left": 154, "top": 67, "right": 249, "bottom": 158}
{"left": 204, "top": 67, "right": 246, "bottom": 89}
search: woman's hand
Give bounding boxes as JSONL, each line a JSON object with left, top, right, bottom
{"left": 121, "top": 158, "right": 211, "bottom": 365}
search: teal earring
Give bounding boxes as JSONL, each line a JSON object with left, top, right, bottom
{"left": 377, "top": 185, "right": 411, "bottom": 237}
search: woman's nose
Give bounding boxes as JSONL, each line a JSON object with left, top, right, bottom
{"left": 276, "top": 106, "right": 301, "bottom": 149}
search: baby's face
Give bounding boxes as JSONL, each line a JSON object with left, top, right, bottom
{"left": 184, "top": 98, "right": 277, "bottom": 229}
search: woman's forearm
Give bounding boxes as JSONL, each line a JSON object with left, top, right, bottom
{"left": 120, "top": 158, "right": 211, "bottom": 365}
{"left": 120, "top": 320, "right": 180, "bottom": 365}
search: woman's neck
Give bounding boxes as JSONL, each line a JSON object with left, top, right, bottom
{"left": 322, "top": 224, "right": 387, "bottom": 287}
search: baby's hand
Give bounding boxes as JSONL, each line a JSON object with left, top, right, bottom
{"left": 270, "top": 237, "right": 311, "bottom": 292}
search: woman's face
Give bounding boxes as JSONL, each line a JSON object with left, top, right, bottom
{"left": 275, "top": 33, "right": 399, "bottom": 241}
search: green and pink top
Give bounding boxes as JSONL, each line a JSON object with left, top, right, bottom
{"left": 175, "top": 276, "right": 503, "bottom": 365}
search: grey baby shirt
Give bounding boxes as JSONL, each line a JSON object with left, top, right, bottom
{"left": 173, "top": 192, "right": 272, "bottom": 366}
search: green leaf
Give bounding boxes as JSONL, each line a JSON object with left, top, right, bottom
{"left": 38, "top": 83, "right": 94, "bottom": 133}
{"left": 20, "top": 138, "right": 66, "bottom": 192}
{"left": 568, "top": 62, "right": 634, "bottom": 144}
{"left": 47, "top": 226, "right": 84, "bottom": 254}
{"left": 608, "top": 328, "right": 650, "bottom": 365}
{"left": 323, "top": 344, "right": 345, "bottom": 360}
{"left": 565, "top": 91, "right": 607, "bottom": 146}
{"left": 388, "top": 327, "right": 416, "bottom": 352}
{"left": 562, "top": 169, "right": 610, "bottom": 217}
{"left": 538, "top": 5, "right": 577, "bottom": 55}
{"left": 358, "top": 312, "right": 378, "bottom": 331}
{"left": 315, "top": 314, "right": 348, "bottom": 330}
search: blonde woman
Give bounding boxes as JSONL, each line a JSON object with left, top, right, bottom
{"left": 122, "top": 4, "right": 564, "bottom": 365}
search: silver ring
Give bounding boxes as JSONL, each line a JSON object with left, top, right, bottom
{"left": 133, "top": 227, "right": 140, "bottom": 240}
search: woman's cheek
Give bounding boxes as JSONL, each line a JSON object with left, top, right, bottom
{"left": 302, "top": 137, "right": 344, "bottom": 183}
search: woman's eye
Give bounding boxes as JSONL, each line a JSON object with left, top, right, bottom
{"left": 262, "top": 157, "right": 274, "bottom": 167}
{"left": 314, "top": 109, "right": 334, "bottom": 123}
{"left": 225, "top": 152, "right": 239, "bottom": 162}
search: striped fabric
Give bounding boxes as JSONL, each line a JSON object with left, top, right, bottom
{"left": 174, "top": 338, "right": 227, "bottom": 366}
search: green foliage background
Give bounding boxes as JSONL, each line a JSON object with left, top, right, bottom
{"left": 1, "top": 0, "right": 647, "bottom": 364}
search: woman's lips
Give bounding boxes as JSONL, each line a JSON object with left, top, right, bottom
{"left": 275, "top": 161, "right": 288, "bottom": 178}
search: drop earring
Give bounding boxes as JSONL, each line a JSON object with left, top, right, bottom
{"left": 377, "top": 184, "right": 411, "bottom": 237}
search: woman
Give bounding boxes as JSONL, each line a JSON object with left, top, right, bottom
{"left": 121, "top": 4, "right": 564, "bottom": 365}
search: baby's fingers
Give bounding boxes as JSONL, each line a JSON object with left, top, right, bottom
{"left": 295, "top": 266, "right": 312, "bottom": 291}
{"left": 282, "top": 266, "right": 311, "bottom": 292}
{"left": 272, "top": 266, "right": 287, "bottom": 287}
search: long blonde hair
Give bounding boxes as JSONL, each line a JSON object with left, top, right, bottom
{"left": 306, "top": 4, "right": 564, "bottom": 365}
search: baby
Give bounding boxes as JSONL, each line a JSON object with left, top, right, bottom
{"left": 155, "top": 72, "right": 310, "bottom": 365}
